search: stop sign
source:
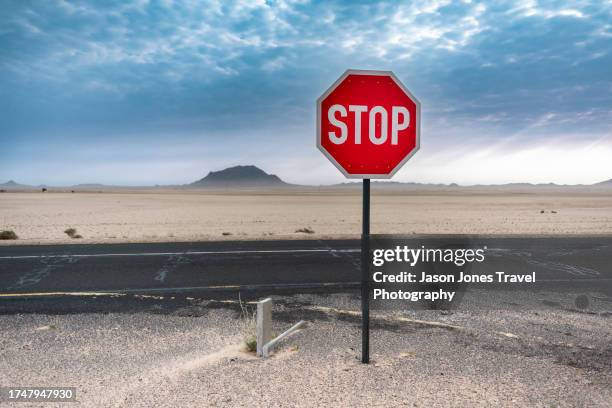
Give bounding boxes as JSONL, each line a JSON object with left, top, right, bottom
{"left": 317, "top": 70, "right": 420, "bottom": 178}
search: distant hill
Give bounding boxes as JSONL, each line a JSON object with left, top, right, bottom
{"left": 72, "top": 183, "right": 109, "bottom": 188}
{"left": 594, "top": 178, "right": 612, "bottom": 186}
{"left": 0, "top": 180, "right": 31, "bottom": 189}
{"left": 1, "top": 180, "right": 21, "bottom": 187}
{"left": 190, "top": 165, "right": 288, "bottom": 188}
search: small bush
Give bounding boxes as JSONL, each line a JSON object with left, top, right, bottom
{"left": 64, "top": 228, "right": 82, "bottom": 239}
{"left": 244, "top": 335, "right": 257, "bottom": 353}
{"left": 575, "top": 294, "right": 589, "bottom": 310}
{"left": 222, "top": 232, "right": 232, "bottom": 236}
{"left": 0, "top": 230, "right": 18, "bottom": 240}
{"left": 295, "top": 227, "right": 314, "bottom": 234}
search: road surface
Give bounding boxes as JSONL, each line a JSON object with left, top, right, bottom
{"left": 0, "top": 237, "right": 610, "bottom": 300}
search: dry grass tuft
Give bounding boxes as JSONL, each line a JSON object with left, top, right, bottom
{"left": 244, "top": 336, "right": 257, "bottom": 353}
{"left": 64, "top": 228, "right": 83, "bottom": 239}
{"left": 238, "top": 295, "right": 257, "bottom": 353}
{"left": 0, "top": 230, "right": 18, "bottom": 240}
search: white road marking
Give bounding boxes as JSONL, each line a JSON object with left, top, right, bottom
{"left": 0, "top": 291, "right": 126, "bottom": 297}
{"left": 0, "top": 248, "right": 360, "bottom": 260}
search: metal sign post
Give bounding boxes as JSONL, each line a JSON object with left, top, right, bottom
{"left": 316, "top": 69, "right": 420, "bottom": 365}
{"left": 361, "top": 178, "right": 370, "bottom": 364}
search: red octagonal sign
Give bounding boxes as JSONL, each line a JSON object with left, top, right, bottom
{"left": 317, "top": 70, "right": 421, "bottom": 178}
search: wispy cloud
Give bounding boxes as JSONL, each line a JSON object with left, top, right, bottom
{"left": 1, "top": 0, "right": 611, "bottom": 185}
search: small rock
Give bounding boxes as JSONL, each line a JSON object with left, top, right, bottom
{"left": 35, "top": 325, "right": 57, "bottom": 331}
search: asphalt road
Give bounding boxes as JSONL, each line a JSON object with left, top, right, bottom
{"left": 0, "top": 236, "right": 611, "bottom": 300}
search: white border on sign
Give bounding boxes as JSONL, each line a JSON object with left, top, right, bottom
{"left": 316, "top": 69, "right": 421, "bottom": 179}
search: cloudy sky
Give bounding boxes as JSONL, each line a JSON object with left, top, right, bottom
{"left": 1, "top": 0, "right": 611, "bottom": 186}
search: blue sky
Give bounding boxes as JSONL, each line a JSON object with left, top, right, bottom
{"left": 1, "top": 0, "right": 611, "bottom": 185}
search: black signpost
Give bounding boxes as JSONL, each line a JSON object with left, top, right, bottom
{"left": 361, "top": 179, "right": 370, "bottom": 364}
{"left": 316, "top": 70, "right": 420, "bottom": 365}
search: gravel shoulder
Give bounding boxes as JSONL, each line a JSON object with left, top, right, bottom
{"left": 0, "top": 292, "right": 610, "bottom": 407}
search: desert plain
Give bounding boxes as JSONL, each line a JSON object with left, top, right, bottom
{"left": 2, "top": 190, "right": 611, "bottom": 407}
{"left": 1, "top": 188, "right": 612, "bottom": 244}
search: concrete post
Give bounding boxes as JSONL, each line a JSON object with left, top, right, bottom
{"left": 256, "top": 298, "right": 272, "bottom": 357}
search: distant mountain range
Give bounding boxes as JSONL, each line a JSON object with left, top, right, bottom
{"left": 1, "top": 167, "right": 611, "bottom": 190}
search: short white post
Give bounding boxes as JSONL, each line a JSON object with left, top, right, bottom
{"left": 256, "top": 298, "right": 273, "bottom": 357}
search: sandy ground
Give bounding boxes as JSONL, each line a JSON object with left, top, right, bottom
{"left": 1, "top": 190, "right": 612, "bottom": 244}
{"left": 0, "top": 292, "right": 610, "bottom": 407}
